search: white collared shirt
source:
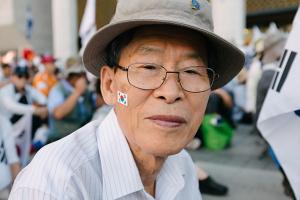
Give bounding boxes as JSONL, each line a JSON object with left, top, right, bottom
{"left": 9, "top": 110, "right": 201, "bottom": 200}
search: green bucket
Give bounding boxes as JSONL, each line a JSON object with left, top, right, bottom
{"left": 201, "top": 113, "right": 233, "bottom": 150}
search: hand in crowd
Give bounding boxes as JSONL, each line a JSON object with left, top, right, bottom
{"left": 74, "top": 77, "right": 87, "bottom": 95}
{"left": 34, "top": 106, "right": 48, "bottom": 119}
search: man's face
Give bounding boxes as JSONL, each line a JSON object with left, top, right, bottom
{"left": 11, "top": 74, "right": 28, "bottom": 91}
{"left": 2, "top": 66, "right": 12, "bottom": 77}
{"left": 44, "top": 62, "right": 56, "bottom": 74}
{"left": 68, "top": 73, "right": 86, "bottom": 87}
{"left": 102, "top": 26, "right": 211, "bottom": 157}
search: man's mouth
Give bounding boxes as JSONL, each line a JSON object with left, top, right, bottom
{"left": 146, "top": 115, "right": 187, "bottom": 128}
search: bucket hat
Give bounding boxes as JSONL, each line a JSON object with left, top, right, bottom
{"left": 63, "top": 64, "right": 85, "bottom": 78}
{"left": 262, "top": 32, "right": 287, "bottom": 55}
{"left": 83, "top": 0, "right": 245, "bottom": 89}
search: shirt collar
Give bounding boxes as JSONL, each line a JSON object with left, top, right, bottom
{"left": 156, "top": 154, "right": 185, "bottom": 199}
{"left": 97, "top": 109, "right": 186, "bottom": 200}
{"left": 97, "top": 109, "right": 144, "bottom": 200}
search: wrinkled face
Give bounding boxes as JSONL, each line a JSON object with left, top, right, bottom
{"left": 101, "top": 26, "right": 211, "bottom": 157}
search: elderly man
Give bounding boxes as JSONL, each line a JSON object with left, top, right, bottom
{"left": 9, "top": 0, "right": 244, "bottom": 199}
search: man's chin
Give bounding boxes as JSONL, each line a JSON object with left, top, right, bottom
{"left": 143, "top": 144, "right": 184, "bottom": 157}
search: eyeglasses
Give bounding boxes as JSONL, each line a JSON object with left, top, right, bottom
{"left": 116, "top": 63, "right": 219, "bottom": 93}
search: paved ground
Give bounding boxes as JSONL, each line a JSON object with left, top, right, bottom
{"left": 189, "top": 124, "right": 292, "bottom": 200}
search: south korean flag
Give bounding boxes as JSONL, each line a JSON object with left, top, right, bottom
{"left": 257, "top": 7, "right": 300, "bottom": 199}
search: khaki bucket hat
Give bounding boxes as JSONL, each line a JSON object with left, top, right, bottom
{"left": 83, "top": 0, "right": 245, "bottom": 89}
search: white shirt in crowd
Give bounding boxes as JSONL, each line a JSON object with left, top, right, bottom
{"left": 0, "top": 115, "right": 19, "bottom": 190}
{"left": 245, "top": 58, "right": 262, "bottom": 113}
{"left": 0, "top": 83, "right": 47, "bottom": 120}
{"left": 9, "top": 110, "right": 201, "bottom": 200}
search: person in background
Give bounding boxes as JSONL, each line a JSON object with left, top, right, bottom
{"left": 255, "top": 32, "right": 287, "bottom": 127}
{"left": 47, "top": 64, "right": 94, "bottom": 143}
{"left": 196, "top": 164, "right": 228, "bottom": 196}
{"left": 30, "top": 55, "right": 57, "bottom": 150}
{"left": 254, "top": 32, "right": 295, "bottom": 199}
{"left": 0, "top": 66, "right": 47, "bottom": 165}
{"left": 0, "top": 115, "right": 21, "bottom": 200}
{"left": 245, "top": 38, "right": 264, "bottom": 117}
{"left": 206, "top": 88, "right": 235, "bottom": 128}
{"left": 0, "top": 63, "right": 12, "bottom": 88}
{"left": 0, "top": 66, "right": 48, "bottom": 125}
{"left": 32, "top": 54, "right": 57, "bottom": 97}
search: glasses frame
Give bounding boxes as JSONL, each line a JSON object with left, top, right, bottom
{"left": 116, "top": 63, "right": 219, "bottom": 93}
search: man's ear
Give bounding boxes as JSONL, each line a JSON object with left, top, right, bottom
{"left": 100, "top": 66, "right": 116, "bottom": 105}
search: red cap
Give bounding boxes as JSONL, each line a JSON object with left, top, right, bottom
{"left": 41, "top": 55, "right": 55, "bottom": 64}
{"left": 23, "top": 48, "right": 35, "bottom": 61}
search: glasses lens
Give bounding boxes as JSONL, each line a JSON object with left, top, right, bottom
{"left": 128, "top": 63, "right": 165, "bottom": 90}
{"left": 126, "top": 63, "right": 215, "bottom": 92}
{"left": 179, "top": 66, "right": 214, "bottom": 92}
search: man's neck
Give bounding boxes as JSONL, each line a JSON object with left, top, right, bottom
{"left": 14, "top": 85, "right": 26, "bottom": 94}
{"left": 44, "top": 70, "right": 54, "bottom": 76}
{"left": 129, "top": 144, "right": 166, "bottom": 197}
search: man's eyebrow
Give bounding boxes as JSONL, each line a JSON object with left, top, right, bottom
{"left": 183, "top": 52, "right": 203, "bottom": 60}
{"left": 135, "top": 45, "right": 164, "bottom": 55}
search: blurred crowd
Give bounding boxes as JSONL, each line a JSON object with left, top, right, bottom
{"left": 0, "top": 50, "right": 110, "bottom": 198}
{"left": 0, "top": 23, "right": 295, "bottom": 199}
{"left": 187, "top": 23, "right": 295, "bottom": 199}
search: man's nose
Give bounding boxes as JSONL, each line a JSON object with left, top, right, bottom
{"left": 153, "top": 73, "right": 184, "bottom": 103}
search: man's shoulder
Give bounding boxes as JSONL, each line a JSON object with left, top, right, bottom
{"left": 33, "top": 72, "right": 43, "bottom": 80}
{"left": 48, "top": 82, "right": 63, "bottom": 98}
{"left": 0, "top": 83, "right": 13, "bottom": 93}
{"left": 49, "top": 81, "right": 62, "bottom": 92}
{"left": 44, "top": 120, "right": 100, "bottom": 164}
{"left": 41, "top": 120, "right": 101, "bottom": 168}
{"left": 11, "top": 120, "right": 102, "bottom": 198}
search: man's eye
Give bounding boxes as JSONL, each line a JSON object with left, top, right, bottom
{"left": 184, "top": 69, "right": 200, "bottom": 75}
{"left": 141, "top": 65, "right": 158, "bottom": 70}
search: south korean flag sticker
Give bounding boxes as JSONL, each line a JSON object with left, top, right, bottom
{"left": 117, "top": 91, "right": 128, "bottom": 106}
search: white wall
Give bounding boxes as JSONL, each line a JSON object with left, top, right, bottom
{"left": 211, "top": 0, "right": 246, "bottom": 46}
{"left": 1, "top": 0, "right": 78, "bottom": 58}
{"left": 0, "top": 0, "right": 14, "bottom": 25}
{"left": 52, "top": 0, "right": 78, "bottom": 61}
{"left": 13, "top": 0, "right": 53, "bottom": 54}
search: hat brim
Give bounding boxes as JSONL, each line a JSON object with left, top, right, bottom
{"left": 83, "top": 20, "right": 245, "bottom": 90}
